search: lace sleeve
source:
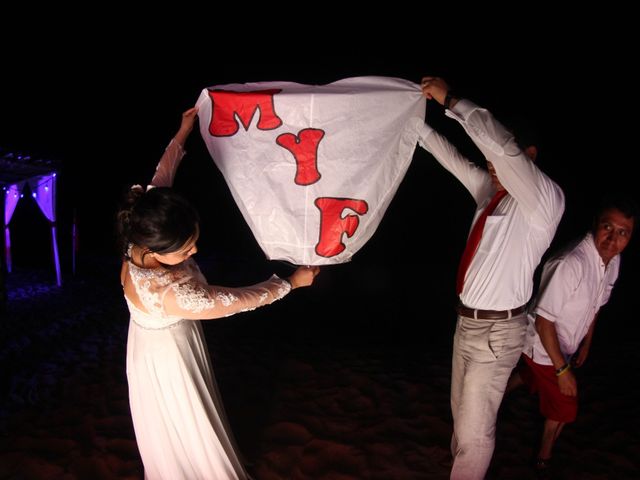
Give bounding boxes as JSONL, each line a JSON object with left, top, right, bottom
{"left": 149, "top": 139, "right": 185, "bottom": 188}
{"left": 162, "top": 274, "right": 292, "bottom": 320}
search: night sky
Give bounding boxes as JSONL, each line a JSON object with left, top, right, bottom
{"left": 2, "top": 41, "right": 638, "bottom": 340}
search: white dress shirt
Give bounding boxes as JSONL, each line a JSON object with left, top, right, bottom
{"left": 526, "top": 233, "right": 620, "bottom": 365}
{"left": 415, "top": 99, "right": 565, "bottom": 310}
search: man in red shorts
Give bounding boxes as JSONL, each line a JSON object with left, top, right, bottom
{"left": 508, "top": 194, "right": 636, "bottom": 471}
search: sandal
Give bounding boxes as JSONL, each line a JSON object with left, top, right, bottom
{"left": 535, "top": 457, "right": 551, "bottom": 470}
{"left": 535, "top": 457, "right": 551, "bottom": 479}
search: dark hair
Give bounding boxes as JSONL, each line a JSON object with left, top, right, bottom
{"left": 593, "top": 193, "right": 639, "bottom": 234}
{"left": 116, "top": 186, "right": 200, "bottom": 258}
{"left": 503, "top": 113, "right": 539, "bottom": 151}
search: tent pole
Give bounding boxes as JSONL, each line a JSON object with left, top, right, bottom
{"left": 72, "top": 209, "right": 77, "bottom": 276}
{"left": 51, "top": 223, "right": 62, "bottom": 287}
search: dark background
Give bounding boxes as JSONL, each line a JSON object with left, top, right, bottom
{"left": 2, "top": 40, "right": 638, "bottom": 342}
{"left": 3, "top": 26, "right": 640, "bottom": 478}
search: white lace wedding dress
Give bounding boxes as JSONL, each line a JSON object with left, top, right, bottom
{"left": 123, "top": 137, "right": 292, "bottom": 479}
{"left": 124, "top": 256, "right": 290, "bottom": 479}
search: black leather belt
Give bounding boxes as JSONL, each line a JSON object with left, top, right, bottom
{"left": 456, "top": 302, "right": 527, "bottom": 320}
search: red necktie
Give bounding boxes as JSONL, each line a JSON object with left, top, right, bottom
{"left": 456, "top": 189, "right": 507, "bottom": 295}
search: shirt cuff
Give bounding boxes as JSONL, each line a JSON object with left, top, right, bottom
{"left": 445, "top": 98, "right": 477, "bottom": 122}
{"left": 533, "top": 306, "right": 558, "bottom": 323}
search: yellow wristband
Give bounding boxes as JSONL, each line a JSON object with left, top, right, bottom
{"left": 555, "top": 363, "right": 571, "bottom": 377}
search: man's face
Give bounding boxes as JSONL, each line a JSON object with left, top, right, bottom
{"left": 594, "top": 208, "right": 634, "bottom": 264}
{"left": 486, "top": 162, "right": 504, "bottom": 191}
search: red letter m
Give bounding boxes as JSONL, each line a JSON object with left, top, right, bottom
{"left": 208, "top": 89, "right": 283, "bottom": 137}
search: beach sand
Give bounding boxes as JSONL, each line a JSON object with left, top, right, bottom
{"left": 2, "top": 257, "right": 639, "bottom": 479}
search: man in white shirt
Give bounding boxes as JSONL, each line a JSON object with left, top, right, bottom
{"left": 417, "top": 77, "right": 565, "bottom": 480}
{"left": 509, "top": 195, "right": 636, "bottom": 472}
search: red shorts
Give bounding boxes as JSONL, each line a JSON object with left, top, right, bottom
{"left": 519, "top": 353, "right": 577, "bottom": 423}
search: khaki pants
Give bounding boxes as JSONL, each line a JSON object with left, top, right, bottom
{"left": 450, "top": 312, "right": 527, "bottom": 480}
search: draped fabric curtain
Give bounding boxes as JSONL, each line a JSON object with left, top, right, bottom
{"left": 3, "top": 182, "right": 25, "bottom": 273}
{"left": 26, "top": 174, "right": 61, "bottom": 286}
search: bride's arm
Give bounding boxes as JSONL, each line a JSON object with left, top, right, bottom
{"left": 150, "top": 107, "right": 198, "bottom": 188}
{"left": 161, "top": 266, "right": 319, "bottom": 320}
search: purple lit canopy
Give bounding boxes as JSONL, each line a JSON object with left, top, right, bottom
{"left": 1, "top": 151, "right": 61, "bottom": 286}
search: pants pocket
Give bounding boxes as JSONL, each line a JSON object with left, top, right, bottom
{"left": 456, "top": 318, "right": 497, "bottom": 362}
{"left": 488, "top": 317, "right": 527, "bottom": 359}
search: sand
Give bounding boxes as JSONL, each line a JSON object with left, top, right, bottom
{"left": 2, "top": 257, "right": 639, "bottom": 479}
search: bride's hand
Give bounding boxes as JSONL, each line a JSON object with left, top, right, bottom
{"left": 288, "top": 266, "right": 320, "bottom": 289}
